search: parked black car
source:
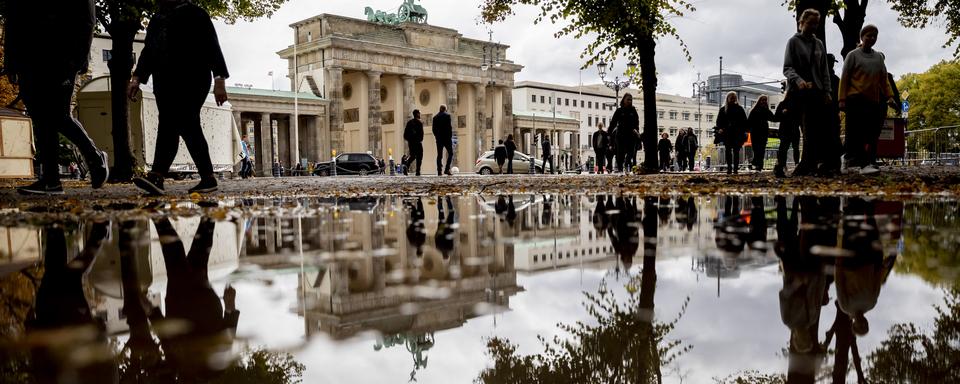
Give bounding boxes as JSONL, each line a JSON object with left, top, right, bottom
{"left": 314, "top": 153, "right": 381, "bottom": 176}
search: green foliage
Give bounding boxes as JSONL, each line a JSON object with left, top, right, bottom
{"left": 889, "top": 0, "right": 960, "bottom": 55}
{"left": 865, "top": 288, "right": 960, "bottom": 382}
{"left": 474, "top": 279, "right": 691, "bottom": 384}
{"left": 479, "top": 0, "right": 695, "bottom": 76}
{"left": 210, "top": 348, "right": 306, "bottom": 384}
{"left": 897, "top": 60, "right": 960, "bottom": 131}
{"left": 898, "top": 200, "right": 960, "bottom": 286}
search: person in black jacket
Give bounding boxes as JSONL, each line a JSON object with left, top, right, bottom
{"left": 658, "top": 133, "right": 672, "bottom": 172}
{"left": 775, "top": 93, "right": 802, "bottom": 178}
{"left": 717, "top": 92, "right": 748, "bottom": 174}
{"left": 592, "top": 123, "right": 609, "bottom": 174}
{"left": 129, "top": 0, "right": 230, "bottom": 195}
{"left": 675, "top": 130, "right": 688, "bottom": 171}
{"left": 685, "top": 128, "right": 699, "bottom": 171}
{"left": 747, "top": 95, "right": 779, "bottom": 172}
{"left": 4, "top": 0, "right": 110, "bottom": 195}
{"left": 541, "top": 135, "right": 553, "bottom": 174}
{"left": 403, "top": 110, "right": 424, "bottom": 176}
{"left": 494, "top": 139, "right": 507, "bottom": 174}
{"left": 609, "top": 94, "right": 641, "bottom": 174}
{"left": 406, "top": 198, "right": 426, "bottom": 256}
{"left": 504, "top": 134, "right": 517, "bottom": 174}
{"left": 432, "top": 105, "right": 454, "bottom": 175}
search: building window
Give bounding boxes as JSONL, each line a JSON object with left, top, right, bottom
{"left": 580, "top": 100, "right": 584, "bottom": 108}
{"left": 102, "top": 49, "right": 111, "bottom": 62}
{"left": 602, "top": 117, "right": 607, "bottom": 126}
{"left": 707, "top": 114, "right": 714, "bottom": 122}
{"left": 588, "top": 116, "right": 592, "bottom": 126}
{"left": 683, "top": 112, "right": 690, "bottom": 121}
{"left": 588, "top": 101, "right": 592, "bottom": 109}
{"left": 307, "top": 31, "right": 313, "bottom": 42}
{"left": 694, "top": 113, "right": 701, "bottom": 122}
{"left": 532, "top": 95, "right": 537, "bottom": 103}
{"left": 556, "top": 98, "right": 561, "bottom": 105}
{"left": 669, "top": 111, "right": 678, "bottom": 120}
{"left": 657, "top": 110, "right": 665, "bottom": 119}
{"left": 670, "top": 128, "right": 677, "bottom": 135}
{"left": 565, "top": 98, "right": 569, "bottom": 106}
{"left": 541, "top": 96, "right": 546, "bottom": 103}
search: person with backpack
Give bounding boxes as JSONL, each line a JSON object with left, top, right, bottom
{"left": 592, "top": 122, "right": 609, "bottom": 174}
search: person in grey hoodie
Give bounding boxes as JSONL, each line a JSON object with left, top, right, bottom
{"left": 783, "top": 8, "right": 836, "bottom": 177}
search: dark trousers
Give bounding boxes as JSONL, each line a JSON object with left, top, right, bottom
{"left": 496, "top": 157, "right": 506, "bottom": 173}
{"left": 659, "top": 152, "right": 671, "bottom": 171}
{"left": 152, "top": 79, "right": 215, "bottom": 177}
{"left": 542, "top": 154, "right": 554, "bottom": 174}
{"left": 20, "top": 73, "right": 100, "bottom": 183}
{"left": 777, "top": 132, "right": 801, "bottom": 170}
{"left": 726, "top": 146, "right": 741, "bottom": 173}
{"left": 796, "top": 90, "right": 840, "bottom": 173}
{"left": 752, "top": 136, "right": 768, "bottom": 170}
{"left": 687, "top": 151, "right": 696, "bottom": 171}
{"left": 436, "top": 140, "right": 453, "bottom": 174}
{"left": 240, "top": 158, "right": 253, "bottom": 178}
{"left": 595, "top": 149, "right": 607, "bottom": 173}
{"left": 616, "top": 138, "right": 636, "bottom": 172}
{"left": 844, "top": 97, "right": 885, "bottom": 168}
{"left": 677, "top": 151, "right": 687, "bottom": 171}
{"left": 506, "top": 155, "right": 514, "bottom": 174}
{"left": 405, "top": 142, "right": 423, "bottom": 174}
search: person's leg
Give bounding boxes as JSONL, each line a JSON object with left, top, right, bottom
{"left": 725, "top": 147, "right": 734, "bottom": 174}
{"left": 150, "top": 90, "right": 183, "bottom": 176}
{"left": 733, "top": 147, "right": 741, "bottom": 173}
{"left": 177, "top": 86, "right": 215, "bottom": 177}
{"left": 444, "top": 143, "right": 454, "bottom": 174}
{"left": 507, "top": 156, "right": 513, "bottom": 174}
{"left": 186, "top": 217, "right": 216, "bottom": 273}
{"left": 844, "top": 98, "right": 866, "bottom": 168}
{"left": 436, "top": 141, "right": 444, "bottom": 175}
{"left": 19, "top": 75, "right": 64, "bottom": 185}
{"left": 688, "top": 152, "right": 696, "bottom": 171}
{"left": 153, "top": 217, "right": 188, "bottom": 282}
{"left": 754, "top": 139, "right": 767, "bottom": 170}
{"left": 596, "top": 151, "right": 604, "bottom": 173}
{"left": 864, "top": 103, "right": 886, "bottom": 166}
{"left": 414, "top": 144, "right": 423, "bottom": 175}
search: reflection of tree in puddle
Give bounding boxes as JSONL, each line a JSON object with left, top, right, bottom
{"left": 899, "top": 199, "right": 960, "bottom": 286}
{"left": 477, "top": 196, "right": 691, "bottom": 384}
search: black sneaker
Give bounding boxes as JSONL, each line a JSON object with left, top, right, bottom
{"left": 89, "top": 151, "right": 109, "bottom": 189}
{"left": 134, "top": 173, "right": 165, "bottom": 196}
{"left": 17, "top": 180, "right": 64, "bottom": 195}
{"left": 188, "top": 177, "right": 218, "bottom": 194}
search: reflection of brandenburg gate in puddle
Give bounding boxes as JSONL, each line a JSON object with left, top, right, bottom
{"left": 241, "top": 197, "right": 521, "bottom": 340}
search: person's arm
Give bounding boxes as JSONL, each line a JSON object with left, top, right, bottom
{"left": 608, "top": 109, "right": 620, "bottom": 134}
{"left": 838, "top": 51, "right": 856, "bottom": 109}
{"left": 129, "top": 20, "right": 156, "bottom": 100}
{"left": 193, "top": 7, "right": 229, "bottom": 106}
{"left": 783, "top": 39, "right": 803, "bottom": 89}
{"left": 819, "top": 42, "right": 833, "bottom": 96}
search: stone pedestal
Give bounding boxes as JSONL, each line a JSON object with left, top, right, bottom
{"left": 327, "top": 67, "right": 344, "bottom": 154}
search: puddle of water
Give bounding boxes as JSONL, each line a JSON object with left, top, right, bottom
{"left": 0, "top": 195, "right": 957, "bottom": 383}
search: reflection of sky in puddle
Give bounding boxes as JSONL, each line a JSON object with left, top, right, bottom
{"left": 0, "top": 195, "right": 957, "bottom": 383}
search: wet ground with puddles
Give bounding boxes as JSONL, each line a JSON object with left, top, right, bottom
{"left": 0, "top": 194, "right": 957, "bottom": 383}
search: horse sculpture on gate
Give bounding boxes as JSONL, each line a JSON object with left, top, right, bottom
{"left": 364, "top": 0, "right": 428, "bottom": 25}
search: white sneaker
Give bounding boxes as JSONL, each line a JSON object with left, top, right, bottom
{"left": 859, "top": 165, "right": 880, "bottom": 175}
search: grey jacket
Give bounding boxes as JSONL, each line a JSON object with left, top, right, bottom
{"left": 783, "top": 32, "right": 832, "bottom": 95}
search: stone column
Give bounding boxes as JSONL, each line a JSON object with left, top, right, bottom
{"left": 572, "top": 132, "right": 580, "bottom": 169}
{"left": 501, "top": 87, "right": 513, "bottom": 141}
{"left": 367, "top": 71, "right": 383, "bottom": 157}
{"left": 473, "top": 83, "right": 487, "bottom": 155}
{"left": 289, "top": 114, "right": 300, "bottom": 166}
{"left": 327, "top": 67, "right": 344, "bottom": 155}
{"left": 402, "top": 76, "right": 416, "bottom": 153}
{"left": 259, "top": 113, "right": 273, "bottom": 176}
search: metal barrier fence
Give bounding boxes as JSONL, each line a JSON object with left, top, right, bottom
{"left": 901, "top": 126, "right": 960, "bottom": 166}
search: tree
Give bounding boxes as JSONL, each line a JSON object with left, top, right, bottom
{"left": 94, "top": 0, "right": 289, "bottom": 181}
{"left": 480, "top": 0, "right": 695, "bottom": 172}
{"left": 896, "top": 60, "right": 960, "bottom": 154}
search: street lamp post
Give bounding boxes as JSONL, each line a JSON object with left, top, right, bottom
{"left": 596, "top": 61, "right": 636, "bottom": 105}
{"left": 692, "top": 74, "right": 707, "bottom": 170}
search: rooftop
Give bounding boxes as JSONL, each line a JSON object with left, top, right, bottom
{"left": 224, "top": 87, "right": 325, "bottom": 101}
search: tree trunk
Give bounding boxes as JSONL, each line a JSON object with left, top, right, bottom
{"left": 105, "top": 14, "right": 141, "bottom": 182}
{"left": 638, "top": 37, "right": 659, "bottom": 172}
{"left": 835, "top": 0, "right": 868, "bottom": 59}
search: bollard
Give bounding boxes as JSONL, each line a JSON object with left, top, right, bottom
{"left": 529, "top": 156, "right": 535, "bottom": 174}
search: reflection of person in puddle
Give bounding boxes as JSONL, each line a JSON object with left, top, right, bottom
{"left": 836, "top": 197, "right": 895, "bottom": 336}
{"left": 715, "top": 195, "right": 746, "bottom": 254}
{"left": 592, "top": 195, "right": 610, "bottom": 238}
{"left": 406, "top": 198, "right": 426, "bottom": 256}
{"left": 435, "top": 196, "right": 456, "bottom": 260}
{"left": 778, "top": 196, "right": 837, "bottom": 383}
{"left": 749, "top": 196, "right": 768, "bottom": 250}
{"left": 608, "top": 196, "right": 640, "bottom": 271}
{"left": 505, "top": 196, "right": 517, "bottom": 229}
{"left": 685, "top": 196, "right": 697, "bottom": 231}
{"left": 541, "top": 195, "right": 553, "bottom": 227}
{"left": 121, "top": 217, "right": 239, "bottom": 381}
{"left": 658, "top": 196, "right": 671, "bottom": 225}
{"left": 28, "top": 221, "right": 116, "bottom": 383}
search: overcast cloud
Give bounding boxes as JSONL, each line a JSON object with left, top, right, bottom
{"left": 213, "top": 0, "right": 955, "bottom": 96}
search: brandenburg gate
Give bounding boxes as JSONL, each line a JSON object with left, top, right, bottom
{"left": 277, "top": 5, "right": 522, "bottom": 174}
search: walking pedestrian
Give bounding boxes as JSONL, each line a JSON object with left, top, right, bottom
{"left": 658, "top": 133, "right": 672, "bottom": 172}
{"left": 609, "top": 94, "right": 640, "bottom": 174}
{"left": 432, "top": 105, "right": 454, "bottom": 175}
{"left": 605, "top": 132, "right": 616, "bottom": 174}
{"left": 129, "top": 0, "right": 229, "bottom": 195}
{"left": 685, "top": 128, "right": 699, "bottom": 171}
{"left": 717, "top": 91, "right": 748, "bottom": 174}
{"left": 839, "top": 24, "right": 896, "bottom": 175}
{"left": 504, "top": 134, "right": 517, "bottom": 174}
{"left": 747, "top": 95, "right": 779, "bottom": 172}
{"left": 239, "top": 135, "right": 253, "bottom": 178}
{"left": 541, "top": 135, "right": 554, "bottom": 174}
{"left": 774, "top": 93, "right": 802, "bottom": 178}
{"left": 403, "top": 109, "right": 424, "bottom": 176}
{"left": 272, "top": 160, "right": 281, "bottom": 178}
{"left": 675, "top": 129, "right": 688, "bottom": 171}
{"left": 5, "top": 0, "right": 110, "bottom": 195}
{"left": 592, "top": 122, "right": 609, "bottom": 174}
{"left": 784, "top": 8, "right": 836, "bottom": 177}
{"left": 494, "top": 139, "right": 507, "bottom": 174}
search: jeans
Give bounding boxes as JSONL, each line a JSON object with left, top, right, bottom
{"left": 20, "top": 72, "right": 101, "bottom": 183}
{"left": 152, "top": 77, "right": 215, "bottom": 177}
{"left": 542, "top": 154, "right": 554, "bottom": 174}
{"left": 436, "top": 140, "right": 453, "bottom": 174}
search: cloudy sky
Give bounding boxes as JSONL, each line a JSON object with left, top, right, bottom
{"left": 213, "top": 0, "right": 956, "bottom": 96}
